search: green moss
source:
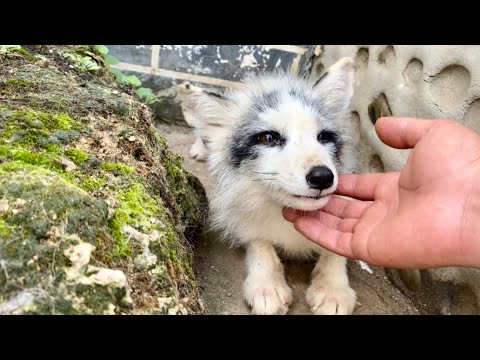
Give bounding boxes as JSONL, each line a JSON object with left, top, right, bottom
{"left": 0, "top": 145, "right": 8, "bottom": 157}
{"left": 0, "top": 147, "right": 62, "bottom": 171}
{"left": 79, "top": 176, "right": 106, "bottom": 192}
{"left": 65, "top": 148, "right": 89, "bottom": 165}
{"left": 13, "top": 110, "right": 76, "bottom": 131}
{"left": 0, "top": 109, "right": 82, "bottom": 149}
{"left": 45, "top": 144, "right": 61, "bottom": 154}
{"left": 150, "top": 264, "right": 175, "bottom": 294}
{"left": 0, "top": 168, "right": 127, "bottom": 314}
{"left": 109, "top": 218, "right": 131, "bottom": 258}
{"left": 170, "top": 249, "right": 177, "bottom": 262}
{"left": 0, "top": 219, "right": 12, "bottom": 238}
{"left": 0, "top": 168, "right": 110, "bottom": 262}
{"left": 0, "top": 161, "right": 49, "bottom": 175}
{"left": 53, "top": 298, "right": 75, "bottom": 314}
{"left": 1, "top": 146, "right": 100, "bottom": 198}
{"left": 163, "top": 153, "right": 183, "bottom": 180}
{"left": 0, "top": 158, "right": 79, "bottom": 195}
{"left": 7, "top": 79, "right": 30, "bottom": 87}
{"left": 80, "top": 283, "right": 125, "bottom": 314}
{"left": 109, "top": 183, "right": 159, "bottom": 259}
{"left": 100, "top": 162, "right": 135, "bottom": 175}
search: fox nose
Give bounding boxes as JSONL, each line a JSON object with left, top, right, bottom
{"left": 306, "top": 166, "right": 334, "bottom": 190}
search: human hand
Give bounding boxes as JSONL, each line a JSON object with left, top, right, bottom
{"left": 283, "top": 117, "right": 480, "bottom": 269}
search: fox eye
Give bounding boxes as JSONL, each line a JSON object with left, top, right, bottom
{"left": 259, "top": 133, "right": 275, "bottom": 143}
{"left": 257, "top": 131, "right": 283, "bottom": 145}
{"left": 318, "top": 130, "right": 338, "bottom": 144}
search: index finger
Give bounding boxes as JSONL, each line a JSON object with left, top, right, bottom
{"left": 293, "top": 216, "right": 355, "bottom": 259}
{"left": 376, "top": 117, "right": 450, "bottom": 149}
{"left": 336, "top": 173, "right": 399, "bottom": 200}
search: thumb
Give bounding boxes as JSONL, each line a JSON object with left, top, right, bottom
{"left": 375, "top": 117, "right": 444, "bottom": 149}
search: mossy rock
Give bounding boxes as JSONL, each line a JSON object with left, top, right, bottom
{"left": 0, "top": 45, "right": 208, "bottom": 314}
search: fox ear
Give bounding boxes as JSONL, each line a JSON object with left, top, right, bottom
{"left": 177, "top": 82, "right": 231, "bottom": 128}
{"left": 312, "top": 57, "right": 354, "bottom": 117}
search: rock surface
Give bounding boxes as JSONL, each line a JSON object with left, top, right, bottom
{"left": 0, "top": 45, "right": 208, "bottom": 314}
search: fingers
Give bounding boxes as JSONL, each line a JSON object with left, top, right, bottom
{"left": 335, "top": 173, "right": 392, "bottom": 200}
{"left": 311, "top": 211, "right": 358, "bottom": 232}
{"left": 283, "top": 196, "right": 371, "bottom": 223}
{"left": 322, "top": 196, "right": 372, "bottom": 219}
{"left": 283, "top": 208, "right": 359, "bottom": 232}
{"left": 375, "top": 117, "right": 446, "bottom": 149}
{"left": 293, "top": 217, "right": 354, "bottom": 259}
{"left": 282, "top": 208, "right": 312, "bottom": 223}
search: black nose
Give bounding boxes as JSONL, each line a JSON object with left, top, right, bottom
{"left": 306, "top": 166, "right": 334, "bottom": 190}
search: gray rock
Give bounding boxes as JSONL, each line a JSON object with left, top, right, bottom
{"left": 0, "top": 45, "right": 208, "bottom": 315}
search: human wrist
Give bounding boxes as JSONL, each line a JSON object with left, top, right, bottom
{"left": 461, "top": 169, "right": 480, "bottom": 269}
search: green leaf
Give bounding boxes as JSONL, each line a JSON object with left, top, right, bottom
{"left": 112, "top": 69, "right": 127, "bottom": 84}
{"left": 105, "top": 54, "right": 120, "bottom": 65}
{"left": 125, "top": 75, "right": 142, "bottom": 88}
{"left": 135, "top": 87, "right": 159, "bottom": 105}
{"left": 16, "top": 48, "right": 29, "bottom": 55}
{"left": 63, "top": 52, "right": 100, "bottom": 72}
{"left": 81, "top": 56, "right": 101, "bottom": 71}
{"left": 0, "top": 45, "right": 28, "bottom": 55}
{"left": 63, "top": 53, "right": 76, "bottom": 60}
{"left": 86, "top": 63, "right": 101, "bottom": 71}
{"left": 95, "top": 45, "right": 109, "bottom": 55}
{"left": 0, "top": 45, "right": 22, "bottom": 51}
{"left": 135, "top": 87, "right": 154, "bottom": 97}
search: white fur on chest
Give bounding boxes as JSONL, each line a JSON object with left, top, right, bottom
{"left": 210, "top": 184, "right": 324, "bottom": 257}
{"left": 242, "top": 201, "right": 323, "bottom": 257}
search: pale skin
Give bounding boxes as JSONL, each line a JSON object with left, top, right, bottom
{"left": 283, "top": 117, "right": 480, "bottom": 269}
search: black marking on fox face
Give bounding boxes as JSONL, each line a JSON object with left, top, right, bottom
{"left": 239, "top": 91, "right": 282, "bottom": 128}
{"left": 251, "top": 91, "right": 281, "bottom": 114}
{"left": 205, "top": 90, "right": 227, "bottom": 101}
{"left": 318, "top": 129, "right": 344, "bottom": 164}
{"left": 288, "top": 87, "right": 323, "bottom": 115}
{"left": 333, "top": 140, "right": 344, "bottom": 164}
{"left": 229, "top": 125, "right": 286, "bottom": 168}
{"left": 317, "top": 129, "right": 339, "bottom": 145}
{"left": 333, "top": 139, "right": 344, "bottom": 164}
{"left": 229, "top": 134, "right": 259, "bottom": 167}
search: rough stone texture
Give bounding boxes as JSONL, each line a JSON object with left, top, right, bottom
{"left": 0, "top": 45, "right": 208, "bottom": 314}
{"left": 299, "top": 45, "right": 480, "bottom": 314}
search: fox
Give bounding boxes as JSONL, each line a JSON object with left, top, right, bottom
{"left": 177, "top": 57, "right": 357, "bottom": 314}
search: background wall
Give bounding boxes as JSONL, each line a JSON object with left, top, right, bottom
{"left": 107, "top": 45, "right": 312, "bottom": 123}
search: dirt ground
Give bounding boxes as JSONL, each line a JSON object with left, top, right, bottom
{"left": 157, "top": 123, "right": 424, "bottom": 315}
